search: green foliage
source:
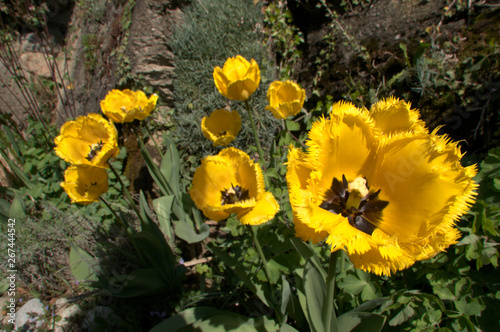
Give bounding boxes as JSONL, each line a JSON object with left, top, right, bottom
{"left": 81, "top": 34, "right": 99, "bottom": 73}
{"left": 263, "top": 1, "right": 304, "bottom": 79}
{"left": 170, "top": 0, "right": 279, "bottom": 157}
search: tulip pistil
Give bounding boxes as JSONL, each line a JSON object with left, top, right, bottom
{"left": 221, "top": 184, "right": 249, "bottom": 205}
{"left": 319, "top": 175, "right": 389, "bottom": 235}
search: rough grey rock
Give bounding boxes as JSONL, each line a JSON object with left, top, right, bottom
{"left": 15, "top": 298, "right": 45, "bottom": 332}
{"left": 54, "top": 299, "right": 81, "bottom": 332}
{"left": 81, "top": 306, "right": 114, "bottom": 331}
{"left": 127, "top": 0, "right": 182, "bottom": 104}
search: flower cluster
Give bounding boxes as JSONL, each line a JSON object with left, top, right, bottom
{"left": 202, "top": 55, "right": 306, "bottom": 147}
{"left": 286, "top": 98, "right": 477, "bottom": 275}
{"left": 55, "top": 90, "right": 158, "bottom": 204}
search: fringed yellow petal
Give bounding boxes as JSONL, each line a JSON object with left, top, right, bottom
{"left": 101, "top": 89, "right": 158, "bottom": 123}
{"left": 61, "top": 165, "right": 108, "bottom": 205}
{"left": 54, "top": 113, "right": 119, "bottom": 167}
{"left": 369, "top": 96, "right": 427, "bottom": 136}
{"left": 286, "top": 98, "right": 478, "bottom": 275}
{"left": 237, "top": 192, "right": 280, "bottom": 225}
{"left": 190, "top": 147, "right": 277, "bottom": 225}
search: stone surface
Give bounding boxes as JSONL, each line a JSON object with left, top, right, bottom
{"left": 15, "top": 298, "right": 45, "bottom": 331}
{"left": 126, "top": 0, "right": 182, "bottom": 105}
{"left": 54, "top": 302, "right": 81, "bottom": 332}
{"left": 81, "top": 306, "right": 114, "bottom": 331}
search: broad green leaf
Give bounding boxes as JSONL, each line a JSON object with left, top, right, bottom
{"left": 174, "top": 221, "right": 210, "bottom": 244}
{"left": 150, "top": 306, "right": 221, "bottom": 332}
{"left": 454, "top": 296, "right": 486, "bottom": 316}
{"left": 104, "top": 268, "right": 168, "bottom": 298}
{"left": 337, "top": 311, "right": 386, "bottom": 332}
{"left": 208, "top": 244, "right": 269, "bottom": 307}
{"left": 280, "top": 275, "right": 291, "bottom": 324}
{"left": 338, "top": 273, "right": 366, "bottom": 295}
{"left": 388, "top": 305, "right": 415, "bottom": 326}
{"left": 303, "top": 260, "right": 326, "bottom": 332}
{"left": 69, "top": 244, "right": 99, "bottom": 282}
{"left": 131, "top": 231, "right": 178, "bottom": 283}
{"left": 285, "top": 119, "right": 300, "bottom": 131}
{"left": 160, "top": 137, "right": 181, "bottom": 195}
{"left": 290, "top": 237, "right": 327, "bottom": 279}
{"left": 153, "top": 195, "right": 175, "bottom": 239}
{"left": 188, "top": 312, "right": 278, "bottom": 331}
{"left": 9, "top": 196, "right": 26, "bottom": 219}
{"left": 280, "top": 324, "right": 300, "bottom": 332}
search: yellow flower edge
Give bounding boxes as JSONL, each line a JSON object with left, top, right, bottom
{"left": 265, "top": 80, "right": 306, "bottom": 119}
{"left": 190, "top": 147, "right": 279, "bottom": 225}
{"left": 100, "top": 89, "right": 159, "bottom": 123}
{"left": 54, "top": 113, "right": 119, "bottom": 167}
{"left": 368, "top": 96, "right": 428, "bottom": 140}
{"left": 213, "top": 55, "right": 261, "bottom": 101}
{"left": 201, "top": 109, "right": 242, "bottom": 146}
{"left": 61, "top": 164, "right": 109, "bottom": 205}
{"left": 286, "top": 101, "right": 477, "bottom": 275}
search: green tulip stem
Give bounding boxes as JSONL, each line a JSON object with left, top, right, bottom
{"left": 322, "top": 250, "right": 339, "bottom": 332}
{"left": 100, "top": 196, "right": 132, "bottom": 235}
{"left": 108, "top": 162, "right": 146, "bottom": 226}
{"left": 245, "top": 100, "right": 265, "bottom": 163}
{"left": 144, "top": 121, "right": 163, "bottom": 157}
{"left": 247, "top": 225, "right": 272, "bottom": 282}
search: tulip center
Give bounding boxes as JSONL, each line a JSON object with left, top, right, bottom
{"left": 220, "top": 184, "right": 249, "bottom": 205}
{"left": 86, "top": 140, "right": 104, "bottom": 161}
{"left": 319, "top": 175, "right": 389, "bottom": 236}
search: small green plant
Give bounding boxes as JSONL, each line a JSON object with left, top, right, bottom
{"left": 81, "top": 34, "right": 99, "bottom": 74}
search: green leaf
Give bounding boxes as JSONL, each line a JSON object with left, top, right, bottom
{"left": 290, "top": 237, "right": 326, "bottom": 279}
{"left": 285, "top": 119, "right": 300, "bottom": 131}
{"left": 69, "top": 244, "right": 99, "bottom": 282}
{"left": 454, "top": 296, "right": 486, "bottom": 316}
{"left": 280, "top": 324, "right": 300, "bottom": 332}
{"left": 388, "top": 305, "right": 415, "bottom": 326}
{"left": 188, "top": 312, "right": 278, "bottom": 331}
{"left": 131, "top": 231, "right": 178, "bottom": 284}
{"left": 104, "top": 268, "right": 168, "bottom": 298}
{"left": 9, "top": 196, "right": 26, "bottom": 219}
{"left": 303, "top": 260, "right": 326, "bottom": 332}
{"left": 208, "top": 244, "right": 269, "bottom": 307}
{"left": 337, "top": 311, "right": 386, "bottom": 332}
{"left": 174, "top": 221, "right": 210, "bottom": 244}
{"left": 150, "top": 307, "right": 221, "bottom": 332}
{"left": 280, "top": 275, "right": 291, "bottom": 324}
{"left": 153, "top": 195, "right": 175, "bottom": 239}
{"left": 160, "top": 137, "right": 181, "bottom": 195}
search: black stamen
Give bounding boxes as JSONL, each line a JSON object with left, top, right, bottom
{"left": 320, "top": 175, "right": 388, "bottom": 236}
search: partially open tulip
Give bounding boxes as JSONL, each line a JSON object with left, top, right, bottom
{"left": 265, "top": 80, "right": 305, "bottom": 119}
{"left": 201, "top": 109, "right": 242, "bottom": 146}
{"left": 61, "top": 164, "right": 109, "bottom": 205}
{"left": 100, "top": 89, "right": 158, "bottom": 123}
{"left": 54, "top": 113, "right": 119, "bottom": 167}
{"left": 190, "top": 148, "right": 279, "bottom": 225}
{"left": 213, "top": 55, "right": 260, "bottom": 101}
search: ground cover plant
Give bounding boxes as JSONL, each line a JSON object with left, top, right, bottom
{"left": 0, "top": 0, "right": 499, "bottom": 331}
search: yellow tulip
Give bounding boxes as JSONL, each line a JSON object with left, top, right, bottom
{"left": 201, "top": 109, "right": 242, "bottom": 146}
{"left": 61, "top": 164, "right": 109, "bottom": 205}
{"left": 190, "top": 148, "right": 279, "bottom": 225}
{"left": 213, "top": 55, "right": 260, "bottom": 101}
{"left": 265, "top": 80, "right": 305, "bottom": 119}
{"left": 100, "top": 89, "right": 158, "bottom": 123}
{"left": 54, "top": 113, "right": 119, "bottom": 167}
{"left": 286, "top": 100, "right": 477, "bottom": 275}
